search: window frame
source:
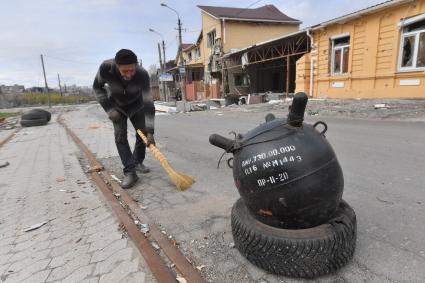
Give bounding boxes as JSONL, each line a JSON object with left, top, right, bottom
{"left": 398, "top": 18, "right": 425, "bottom": 72}
{"left": 330, "top": 34, "right": 350, "bottom": 76}
{"left": 207, "top": 29, "right": 216, "bottom": 48}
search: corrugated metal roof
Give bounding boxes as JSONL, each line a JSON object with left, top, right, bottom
{"left": 197, "top": 4, "right": 301, "bottom": 23}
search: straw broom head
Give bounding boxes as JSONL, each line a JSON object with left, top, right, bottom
{"left": 137, "top": 130, "right": 194, "bottom": 191}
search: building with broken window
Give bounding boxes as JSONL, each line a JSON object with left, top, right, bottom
{"left": 176, "top": 4, "right": 301, "bottom": 101}
{"left": 296, "top": 0, "right": 425, "bottom": 99}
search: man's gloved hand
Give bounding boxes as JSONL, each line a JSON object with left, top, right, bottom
{"left": 107, "top": 109, "right": 121, "bottom": 122}
{"left": 146, "top": 133, "right": 156, "bottom": 146}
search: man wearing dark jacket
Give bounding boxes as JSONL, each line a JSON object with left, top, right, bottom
{"left": 93, "top": 49, "right": 155, "bottom": 188}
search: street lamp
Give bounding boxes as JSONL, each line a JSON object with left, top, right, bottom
{"left": 149, "top": 28, "right": 167, "bottom": 101}
{"left": 149, "top": 28, "right": 166, "bottom": 70}
{"left": 161, "top": 2, "right": 186, "bottom": 102}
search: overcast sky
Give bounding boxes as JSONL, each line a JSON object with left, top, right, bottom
{"left": 0, "top": 0, "right": 385, "bottom": 88}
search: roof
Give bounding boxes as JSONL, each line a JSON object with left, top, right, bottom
{"left": 222, "top": 30, "right": 308, "bottom": 58}
{"left": 197, "top": 4, "right": 301, "bottom": 24}
{"left": 181, "top": 43, "right": 194, "bottom": 51}
{"left": 310, "top": 0, "right": 414, "bottom": 29}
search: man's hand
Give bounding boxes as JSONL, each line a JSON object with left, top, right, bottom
{"left": 146, "top": 133, "right": 156, "bottom": 146}
{"left": 107, "top": 109, "right": 121, "bottom": 122}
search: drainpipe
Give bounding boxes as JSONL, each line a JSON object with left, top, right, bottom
{"left": 306, "top": 29, "right": 314, "bottom": 98}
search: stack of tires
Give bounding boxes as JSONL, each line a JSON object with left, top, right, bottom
{"left": 209, "top": 93, "right": 357, "bottom": 279}
{"left": 20, "top": 109, "right": 51, "bottom": 127}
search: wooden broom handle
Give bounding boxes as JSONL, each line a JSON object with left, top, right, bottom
{"left": 136, "top": 130, "right": 167, "bottom": 165}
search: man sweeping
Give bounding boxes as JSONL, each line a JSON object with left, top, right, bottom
{"left": 93, "top": 49, "right": 155, "bottom": 189}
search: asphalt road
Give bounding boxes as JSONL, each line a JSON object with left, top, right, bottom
{"left": 82, "top": 104, "right": 425, "bottom": 283}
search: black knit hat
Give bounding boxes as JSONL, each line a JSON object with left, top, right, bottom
{"left": 115, "top": 49, "right": 138, "bottom": 65}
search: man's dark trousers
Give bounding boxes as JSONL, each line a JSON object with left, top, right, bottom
{"left": 113, "top": 109, "right": 146, "bottom": 174}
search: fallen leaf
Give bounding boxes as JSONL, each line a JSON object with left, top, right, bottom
{"left": 86, "top": 165, "right": 104, "bottom": 173}
{"left": 56, "top": 177, "right": 66, "bottom": 182}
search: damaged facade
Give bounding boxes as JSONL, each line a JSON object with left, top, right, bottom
{"left": 296, "top": 0, "right": 425, "bottom": 99}
{"left": 176, "top": 4, "right": 301, "bottom": 101}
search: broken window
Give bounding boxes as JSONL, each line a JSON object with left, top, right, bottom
{"left": 331, "top": 36, "right": 350, "bottom": 75}
{"left": 234, "top": 73, "right": 248, "bottom": 86}
{"left": 399, "top": 17, "right": 425, "bottom": 70}
{"left": 207, "top": 30, "right": 216, "bottom": 48}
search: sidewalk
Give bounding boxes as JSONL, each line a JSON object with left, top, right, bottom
{"left": 0, "top": 116, "right": 155, "bottom": 282}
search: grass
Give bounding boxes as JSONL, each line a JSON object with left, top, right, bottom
{"left": 19, "top": 92, "right": 94, "bottom": 105}
{"left": 0, "top": 112, "right": 21, "bottom": 119}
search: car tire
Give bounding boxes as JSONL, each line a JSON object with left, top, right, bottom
{"left": 20, "top": 118, "right": 48, "bottom": 127}
{"left": 21, "top": 109, "right": 51, "bottom": 122}
{"left": 231, "top": 198, "right": 357, "bottom": 279}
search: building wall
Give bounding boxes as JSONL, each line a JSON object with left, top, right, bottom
{"left": 296, "top": 0, "right": 425, "bottom": 99}
{"left": 201, "top": 12, "right": 222, "bottom": 73}
{"left": 223, "top": 22, "right": 299, "bottom": 53}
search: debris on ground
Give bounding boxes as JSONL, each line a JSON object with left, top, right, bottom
{"left": 229, "top": 242, "right": 235, "bottom": 248}
{"left": 113, "top": 192, "right": 121, "bottom": 198}
{"left": 56, "top": 177, "right": 66, "bottom": 182}
{"left": 176, "top": 277, "right": 187, "bottom": 283}
{"left": 111, "top": 174, "right": 121, "bottom": 183}
{"left": 308, "top": 109, "right": 319, "bottom": 116}
{"left": 88, "top": 124, "right": 101, "bottom": 129}
{"left": 151, "top": 242, "right": 160, "bottom": 250}
{"left": 24, "top": 221, "right": 48, "bottom": 232}
{"left": 374, "top": 103, "right": 388, "bottom": 109}
{"left": 86, "top": 165, "right": 104, "bottom": 173}
{"left": 76, "top": 180, "right": 86, "bottom": 185}
{"left": 0, "top": 161, "right": 10, "bottom": 168}
{"left": 59, "top": 189, "right": 75, "bottom": 193}
{"left": 196, "top": 264, "right": 206, "bottom": 271}
{"left": 140, "top": 223, "right": 150, "bottom": 235}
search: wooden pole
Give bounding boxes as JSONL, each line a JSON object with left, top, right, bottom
{"left": 286, "top": 56, "right": 290, "bottom": 98}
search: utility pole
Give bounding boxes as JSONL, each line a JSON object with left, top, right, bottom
{"left": 157, "top": 42, "right": 165, "bottom": 101}
{"left": 162, "top": 40, "right": 168, "bottom": 102}
{"left": 160, "top": 3, "right": 185, "bottom": 101}
{"left": 177, "top": 18, "right": 186, "bottom": 102}
{"left": 57, "top": 73, "right": 63, "bottom": 97}
{"left": 157, "top": 43, "right": 163, "bottom": 71}
{"left": 40, "top": 54, "right": 51, "bottom": 108}
{"left": 162, "top": 40, "right": 166, "bottom": 71}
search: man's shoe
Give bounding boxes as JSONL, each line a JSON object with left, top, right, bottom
{"left": 136, "top": 163, "right": 150, "bottom": 174}
{"left": 122, "top": 172, "right": 139, "bottom": 189}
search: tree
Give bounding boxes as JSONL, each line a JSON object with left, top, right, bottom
{"left": 148, "top": 64, "right": 159, "bottom": 75}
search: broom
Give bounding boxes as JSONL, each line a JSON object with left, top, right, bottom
{"left": 137, "top": 129, "right": 194, "bottom": 191}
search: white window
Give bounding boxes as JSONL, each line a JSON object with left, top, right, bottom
{"left": 195, "top": 47, "right": 201, "bottom": 59}
{"left": 399, "top": 18, "right": 425, "bottom": 71}
{"left": 207, "top": 30, "right": 216, "bottom": 48}
{"left": 331, "top": 35, "right": 350, "bottom": 75}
